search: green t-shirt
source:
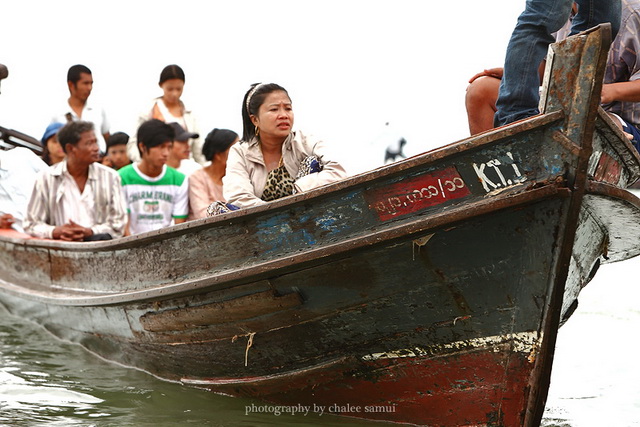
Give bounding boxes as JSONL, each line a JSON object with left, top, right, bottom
{"left": 119, "top": 164, "right": 188, "bottom": 235}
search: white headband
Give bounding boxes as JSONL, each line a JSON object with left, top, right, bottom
{"left": 245, "top": 83, "right": 263, "bottom": 114}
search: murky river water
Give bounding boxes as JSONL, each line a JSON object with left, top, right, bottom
{"left": 1, "top": 257, "right": 638, "bottom": 427}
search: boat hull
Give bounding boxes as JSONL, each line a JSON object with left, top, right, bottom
{"left": 0, "top": 192, "right": 572, "bottom": 425}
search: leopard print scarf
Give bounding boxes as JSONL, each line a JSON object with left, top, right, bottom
{"left": 261, "top": 161, "right": 295, "bottom": 202}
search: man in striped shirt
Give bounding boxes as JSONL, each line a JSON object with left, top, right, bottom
{"left": 24, "top": 121, "right": 127, "bottom": 241}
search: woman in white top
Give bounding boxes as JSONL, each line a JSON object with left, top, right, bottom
{"left": 127, "top": 64, "right": 203, "bottom": 164}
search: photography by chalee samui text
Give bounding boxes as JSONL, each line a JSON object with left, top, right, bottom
{"left": 245, "top": 402, "right": 397, "bottom": 417}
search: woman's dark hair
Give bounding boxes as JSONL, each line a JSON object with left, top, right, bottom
{"left": 202, "top": 128, "right": 238, "bottom": 162}
{"left": 241, "top": 83, "right": 289, "bottom": 142}
{"left": 159, "top": 64, "right": 185, "bottom": 85}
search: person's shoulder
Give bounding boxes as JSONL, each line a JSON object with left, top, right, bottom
{"left": 164, "top": 166, "right": 187, "bottom": 185}
{"left": 51, "top": 101, "right": 73, "bottom": 117}
{"left": 93, "top": 162, "right": 119, "bottom": 176}
{"left": 291, "top": 130, "right": 323, "bottom": 151}
{"left": 5, "top": 147, "right": 46, "bottom": 166}
{"left": 293, "top": 130, "right": 319, "bottom": 143}
{"left": 231, "top": 139, "right": 257, "bottom": 156}
{"left": 118, "top": 163, "right": 140, "bottom": 183}
{"left": 178, "top": 159, "right": 201, "bottom": 176}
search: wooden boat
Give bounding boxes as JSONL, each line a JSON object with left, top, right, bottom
{"left": 1, "top": 25, "right": 639, "bottom": 426}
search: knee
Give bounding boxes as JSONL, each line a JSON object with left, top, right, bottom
{"left": 466, "top": 76, "right": 500, "bottom": 109}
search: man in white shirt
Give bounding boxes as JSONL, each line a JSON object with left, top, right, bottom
{"left": 24, "top": 121, "right": 126, "bottom": 241}
{"left": 0, "top": 147, "right": 47, "bottom": 233}
{"left": 51, "top": 64, "right": 110, "bottom": 155}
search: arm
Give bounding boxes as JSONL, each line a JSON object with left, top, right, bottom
{"left": 292, "top": 133, "right": 348, "bottom": 193}
{"left": 223, "top": 144, "right": 267, "bottom": 208}
{"left": 601, "top": 80, "right": 640, "bottom": 104}
{"left": 188, "top": 172, "right": 212, "bottom": 219}
{"left": 90, "top": 171, "right": 127, "bottom": 238}
{"left": 184, "top": 111, "right": 206, "bottom": 166}
{"left": 171, "top": 175, "right": 190, "bottom": 223}
{"left": 23, "top": 173, "right": 56, "bottom": 239}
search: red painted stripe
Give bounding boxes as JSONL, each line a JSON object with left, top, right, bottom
{"left": 202, "top": 346, "right": 534, "bottom": 426}
{"left": 364, "top": 167, "right": 471, "bottom": 221}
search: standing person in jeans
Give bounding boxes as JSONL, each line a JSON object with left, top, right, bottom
{"left": 494, "top": 0, "right": 621, "bottom": 127}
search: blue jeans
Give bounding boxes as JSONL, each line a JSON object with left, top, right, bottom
{"left": 494, "top": 0, "right": 621, "bottom": 127}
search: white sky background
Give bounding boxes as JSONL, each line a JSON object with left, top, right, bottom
{"left": 0, "top": 0, "right": 525, "bottom": 174}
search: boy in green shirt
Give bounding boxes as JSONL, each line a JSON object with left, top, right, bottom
{"left": 119, "top": 119, "right": 188, "bottom": 235}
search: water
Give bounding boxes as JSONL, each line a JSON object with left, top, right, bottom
{"left": 0, "top": 306, "right": 382, "bottom": 427}
{"left": 541, "top": 256, "right": 640, "bottom": 427}
{"left": 1, "top": 258, "right": 639, "bottom": 427}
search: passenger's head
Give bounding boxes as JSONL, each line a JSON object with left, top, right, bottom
{"left": 57, "top": 121, "right": 99, "bottom": 164}
{"left": 41, "top": 122, "right": 65, "bottom": 165}
{"left": 202, "top": 128, "right": 239, "bottom": 163}
{"left": 241, "top": 83, "right": 292, "bottom": 142}
{"left": 137, "top": 119, "right": 174, "bottom": 165}
{"left": 159, "top": 64, "right": 185, "bottom": 106}
{"left": 168, "top": 122, "right": 198, "bottom": 161}
{"left": 67, "top": 64, "right": 93, "bottom": 102}
{"left": 67, "top": 64, "right": 92, "bottom": 85}
{"left": 106, "top": 132, "right": 131, "bottom": 170}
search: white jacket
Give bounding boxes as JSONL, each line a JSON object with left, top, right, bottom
{"left": 223, "top": 131, "right": 347, "bottom": 208}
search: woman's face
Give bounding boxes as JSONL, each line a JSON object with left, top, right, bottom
{"left": 160, "top": 78, "right": 184, "bottom": 105}
{"left": 214, "top": 137, "right": 239, "bottom": 168}
{"left": 251, "top": 91, "right": 293, "bottom": 140}
{"left": 47, "top": 135, "right": 65, "bottom": 163}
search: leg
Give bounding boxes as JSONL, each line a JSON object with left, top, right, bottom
{"left": 571, "top": 0, "right": 621, "bottom": 39}
{"left": 465, "top": 76, "right": 501, "bottom": 135}
{"left": 494, "top": 0, "right": 575, "bottom": 127}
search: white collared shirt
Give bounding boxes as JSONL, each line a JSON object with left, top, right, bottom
{"left": 0, "top": 148, "right": 47, "bottom": 232}
{"left": 24, "top": 160, "right": 127, "bottom": 239}
{"left": 59, "top": 169, "right": 96, "bottom": 229}
{"left": 52, "top": 99, "right": 110, "bottom": 153}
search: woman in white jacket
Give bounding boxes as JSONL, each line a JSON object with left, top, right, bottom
{"left": 127, "top": 64, "right": 203, "bottom": 164}
{"left": 223, "top": 83, "right": 347, "bottom": 209}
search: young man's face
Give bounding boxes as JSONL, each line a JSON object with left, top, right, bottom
{"left": 171, "top": 140, "right": 190, "bottom": 161}
{"left": 141, "top": 141, "right": 171, "bottom": 169}
{"left": 69, "top": 72, "right": 93, "bottom": 103}
{"left": 107, "top": 144, "right": 130, "bottom": 170}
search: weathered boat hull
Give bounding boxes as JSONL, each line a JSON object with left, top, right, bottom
{"left": 0, "top": 190, "right": 575, "bottom": 425}
{"left": 1, "top": 25, "right": 639, "bottom": 426}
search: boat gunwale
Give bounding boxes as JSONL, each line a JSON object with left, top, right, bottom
{"left": 0, "top": 111, "right": 567, "bottom": 252}
{"left": 0, "top": 183, "right": 572, "bottom": 307}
